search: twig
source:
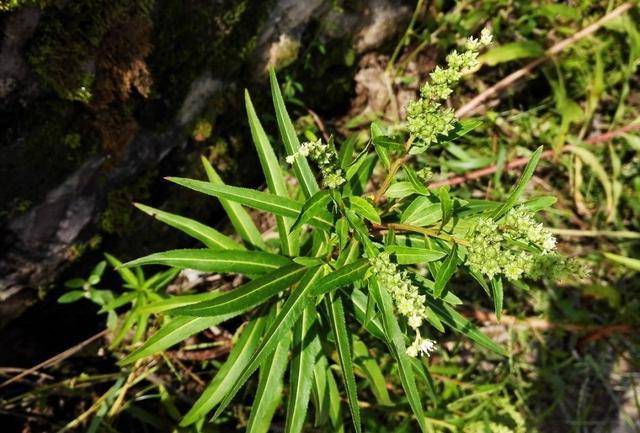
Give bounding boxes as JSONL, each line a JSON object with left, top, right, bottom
{"left": 307, "top": 108, "right": 330, "bottom": 142}
{"left": 468, "top": 309, "right": 632, "bottom": 337}
{"left": 455, "top": 2, "right": 634, "bottom": 118}
{"left": 550, "top": 228, "right": 640, "bottom": 239}
{"left": 0, "top": 329, "right": 108, "bottom": 389}
{"left": 428, "top": 123, "right": 640, "bottom": 189}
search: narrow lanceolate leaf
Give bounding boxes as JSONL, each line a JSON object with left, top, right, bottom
{"left": 492, "top": 145, "right": 543, "bottom": 220}
{"left": 351, "top": 288, "right": 386, "bottom": 341}
{"left": 491, "top": 276, "right": 504, "bottom": 321}
{"left": 437, "top": 187, "right": 453, "bottom": 228}
{"left": 433, "top": 244, "right": 458, "bottom": 297}
{"left": 352, "top": 338, "right": 393, "bottom": 406}
{"left": 401, "top": 196, "right": 442, "bottom": 227}
{"left": 210, "top": 267, "right": 325, "bottom": 422}
{"left": 291, "top": 190, "right": 332, "bottom": 233}
{"left": 385, "top": 245, "right": 446, "bottom": 265}
{"left": 173, "top": 264, "right": 306, "bottom": 317}
{"left": 247, "top": 331, "right": 291, "bottom": 433}
{"left": 269, "top": 69, "right": 319, "bottom": 198}
{"left": 120, "top": 316, "right": 226, "bottom": 365}
{"left": 404, "top": 166, "right": 429, "bottom": 196}
{"left": 603, "top": 252, "right": 640, "bottom": 271}
{"left": 425, "top": 294, "right": 506, "bottom": 356}
{"left": 371, "top": 122, "right": 390, "bottom": 169}
{"left": 141, "top": 291, "right": 225, "bottom": 315}
{"left": 134, "top": 203, "right": 244, "bottom": 251}
{"left": 104, "top": 253, "right": 138, "bottom": 288}
{"left": 122, "top": 249, "right": 291, "bottom": 275}
{"left": 285, "top": 304, "right": 322, "bottom": 433}
{"left": 347, "top": 196, "right": 381, "bottom": 224}
{"left": 309, "top": 259, "right": 370, "bottom": 296}
{"left": 369, "top": 279, "right": 429, "bottom": 433}
{"left": 245, "top": 90, "right": 297, "bottom": 255}
{"left": 181, "top": 314, "right": 267, "bottom": 426}
{"left": 168, "top": 178, "right": 333, "bottom": 230}
{"left": 325, "top": 293, "right": 361, "bottom": 433}
{"left": 201, "top": 157, "right": 266, "bottom": 250}
{"left": 311, "top": 356, "right": 330, "bottom": 427}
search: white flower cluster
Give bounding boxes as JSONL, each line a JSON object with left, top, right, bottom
{"left": 466, "top": 206, "right": 557, "bottom": 281}
{"left": 370, "top": 253, "right": 436, "bottom": 357}
{"left": 406, "top": 29, "right": 492, "bottom": 152}
{"left": 286, "top": 139, "right": 345, "bottom": 189}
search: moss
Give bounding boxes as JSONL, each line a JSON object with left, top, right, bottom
{"left": 0, "top": 0, "right": 50, "bottom": 12}
{"left": 27, "top": 0, "right": 154, "bottom": 102}
{"left": 99, "top": 169, "right": 155, "bottom": 235}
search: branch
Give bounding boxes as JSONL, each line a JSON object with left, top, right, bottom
{"left": 455, "top": 2, "right": 634, "bottom": 118}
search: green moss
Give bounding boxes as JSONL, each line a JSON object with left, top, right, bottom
{"left": 27, "top": 0, "right": 154, "bottom": 102}
{"left": 0, "top": 0, "right": 50, "bottom": 12}
{"left": 100, "top": 170, "right": 155, "bottom": 235}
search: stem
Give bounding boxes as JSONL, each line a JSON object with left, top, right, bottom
{"left": 372, "top": 222, "right": 469, "bottom": 246}
{"left": 373, "top": 136, "right": 415, "bottom": 203}
{"left": 386, "top": 0, "right": 425, "bottom": 73}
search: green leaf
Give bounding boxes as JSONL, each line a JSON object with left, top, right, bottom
{"left": 201, "top": 157, "right": 267, "bottom": 250}
{"left": 352, "top": 338, "right": 393, "bottom": 406}
{"left": 210, "top": 267, "right": 325, "bottom": 422}
{"left": 246, "top": 90, "right": 298, "bottom": 255}
{"left": 134, "top": 203, "right": 243, "bottom": 251}
{"left": 168, "top": 177, "right": 333, "bottom": 230}
{"left": 523, "top": 196, "right": 557, "bottom": 211}
{"left": 386, "top": 182, "right": 417, "bottom": 199}
{"left": 492, "top": 146, "right": 543, "bottom": 220}
{"left": 247, "top": 328, "right": 291, "bottom": 433}
{"left": 480, "top": 41, "right": 544, "bottom": 66}
{"left": 181, "top": 314, "right": 267, "bottom": 425}
{"left": 338, "top": 135, "right": 357, "bottom": 170}
{"left": 120, "top": 316, "right": 226, "bottom": 365}
{"left": 351, "top": 288, "right": 386, "bottom": 341}
{"left": 269, "top": 69, "right": 319, "bottom": 198}
{"left": 285, "top": 304, "right": 321, "bottom": 433}
{"left": 426, "top": 295, "right": 506, "bottom": 356}
{"left": 433, "top": 244, "right": 458, "bottom": 297}
{"left": 369, "top": 279, "right": 429, "bottom": 433}
{"left": 603, "top": 252, "right": 640, "bottom": 272}
{"left": 104, "top": 254, "right": 139, "bottom": 288}
{"left": 385, "top": 245, "right": 446, "bottom": 265}
{"left": 347, "top": 196, "right": 380, "bottom": 224}
{"left": 122, "top": 249, "right": 291, "bottom": 275}
{"left": 401, "top": 196, "right": 442, "bottom": 227}
{"left": 310, "top": 259, "right": 370, "bottom": 296}
{"left": 437, "top": 187, "right": 453, "bottom": 228}
{"left": 173, "top": 264, "right": 306, "bottom": 317}
{"left": 404, "top": 166, "right": 429, "bottom": 195}
{"left": 311, "top": 356, "right": 330, "bottom": 427}
{"left": 371, "top": 123, "right": 391, "bottom": 169}
{"left": 491, "top": 276, "right": 504, "bottom": 321}
{"left": 325, "top": 293, "right": 361, "bottom": 433}
{"left": 291, "top": 190, "right": 332, "bottom": 233}
{"left": 58, "top": 290, "right": 85, "bottom": 304}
